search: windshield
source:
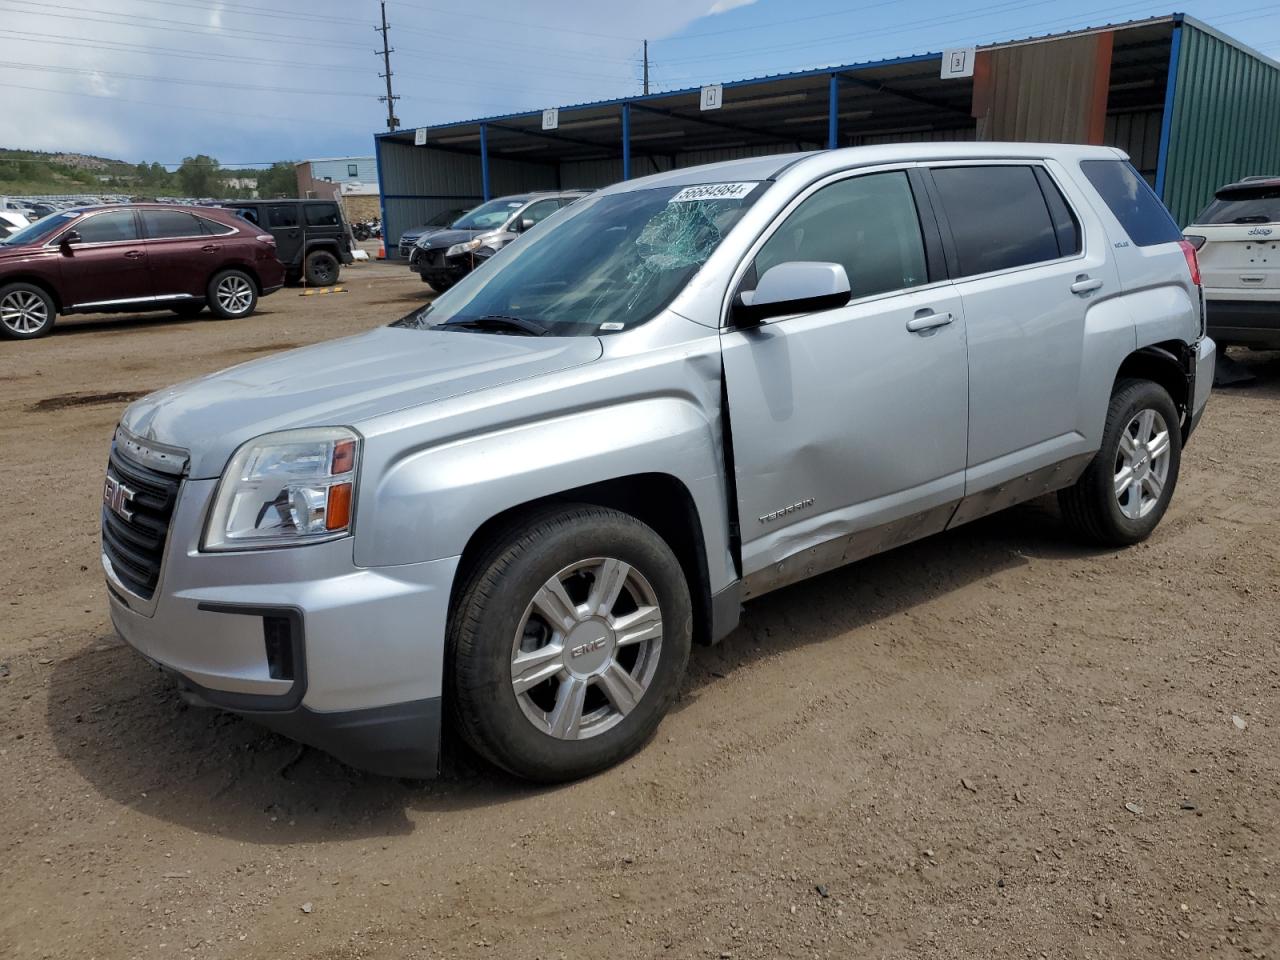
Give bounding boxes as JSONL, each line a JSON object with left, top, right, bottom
{"left": 394, "top": 182, "right": 763, "bottom": 336}
{"left": 451, "top": 198, "right": 527, "bottom": 231}
{"left": 2, "top": 212, "right": 77, "bottom": 246}
{"left": 430, "top": 207, "right": 467, "bottom": 228}
{"left": 1196, "top": 187, "right": 1280, "bottom": 225}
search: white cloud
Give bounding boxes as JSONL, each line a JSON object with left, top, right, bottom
{"left": 708, "top": 0, "right": 758, "bottom": 14}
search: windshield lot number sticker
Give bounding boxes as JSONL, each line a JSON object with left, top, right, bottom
{"left": 671, "top": 182, "right": 756, "bottom": 203}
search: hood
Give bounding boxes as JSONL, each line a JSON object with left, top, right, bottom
{"left": 421, "top": 228, "right": 492, "bottom": 250}
{"left": 120, "top": 326, "right": 603, "bottom": 478}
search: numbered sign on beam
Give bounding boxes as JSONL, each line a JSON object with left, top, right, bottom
{"left": 413, "top": 127, "right": 428, "bottom": 146}
{"left": 941, "top": 47, "right": 976, "bottom": 79}
{"left": 700, "top": 84, "right": 723, "bottom": 111}
{"left": 542, "top": 108, "right": 559, "bottom": 131}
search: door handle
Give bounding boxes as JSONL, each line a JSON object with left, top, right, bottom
{"left": 905, "top": 310, "right": 954, "bottom": 333}
{"left": 123, "top": 250, "right": 143, "bottom": 260}
{"left": 201, "top": 244, "right": 220, "bottom": 252}
{"left": 1070, "top": 275, "right": 1103, "bottom": 294}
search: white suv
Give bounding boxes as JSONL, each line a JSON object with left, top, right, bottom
{"left": 1185, "top": 176, "right": 1280, "bottom": 349}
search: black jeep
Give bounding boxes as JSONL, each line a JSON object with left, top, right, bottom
{"left": 220, "top": 199, "right": 354, "bottom": 286}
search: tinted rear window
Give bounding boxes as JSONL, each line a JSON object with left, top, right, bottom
{"left": 1195, "top": 185, "right": 1280, "bottom": 225}
{"left": 305, "top": 203, "right": 340, "bottom": 226}
{"left": 931, "top": 165, "right": 1062, "bottom": 277}
{"left": 1080, "top": 159, "right": 1182, "bottom": 246}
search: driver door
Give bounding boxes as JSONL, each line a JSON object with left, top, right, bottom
{"left": 720, "top": 168, "right": 970, "bottom": 597}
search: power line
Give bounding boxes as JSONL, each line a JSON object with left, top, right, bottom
{"left": 385, "top": 0, "right": 638, "bottom": 42}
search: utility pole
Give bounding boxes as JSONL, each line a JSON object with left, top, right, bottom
{"left": 375, "top": 0, "right": 399, "bottom": 131}
{"left": 642, "top": 39, "right": 650, "bottom": 95}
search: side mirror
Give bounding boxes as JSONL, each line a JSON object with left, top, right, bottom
{"left": 516, "top": 217, "right": 535, "bottom": 232}
{"left": 59, "top": 230, "right": 82, "bottom": 250}
{"left": 733, "top": 261, "right": 852, "bottom": 327}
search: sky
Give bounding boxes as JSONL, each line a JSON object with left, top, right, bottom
{"left": 0, "top": 0, "right": 1277, "bottom": 169}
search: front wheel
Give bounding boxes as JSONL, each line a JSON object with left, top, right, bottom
{"left": 0, "top": 282, "right": 56, "bottom": 339}
{"left": 449, "top": 505, "right": 692, "bottom": 782}
{"left": 206, "top": 269, "right": 258, "bottom": 320}
{"left": 303, "top": 250, "right": 340, "bottom": 286}
{"left": 1058, "top": 378, "right": 1182, "bottom": 545}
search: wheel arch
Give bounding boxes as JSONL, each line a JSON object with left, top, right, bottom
{"left": 1114, "top": 341, "right": 1194, "bottom": 437}
{"left": 0, "top": 274, "right": 63, "bottom": 312}
{"left": 451, "top": 473, "right": 718, "bottom": 646}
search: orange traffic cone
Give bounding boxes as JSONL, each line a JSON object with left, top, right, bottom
{"left": 376, "top": 241, "right": 386, "bottom": 260}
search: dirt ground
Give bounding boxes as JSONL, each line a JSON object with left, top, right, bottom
{"left": 1, "top": 259, "right": 1278, "bottom": 959}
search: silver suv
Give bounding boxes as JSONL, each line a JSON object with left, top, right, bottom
{"left": 103, "top": 144, "right": 1214, "bottom": 782}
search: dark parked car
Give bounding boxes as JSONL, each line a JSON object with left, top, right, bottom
{"left": 0, "top": 204, "right": 285, "bottom": 340}
{"left": 221, "top": 199, "right": 353, "bottom": 286}
{"left": 409, "top": 191, "right": 588, "bottom": 291}
{"left": 397, "top": 207, "right": 470, "bottom": 258}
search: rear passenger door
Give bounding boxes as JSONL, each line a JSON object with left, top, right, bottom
{"left": 139, "top": 209, "right": 225, "bottom": 299}
{"left": 925, "top": 162, "right": 1116, "bottom": 500}
{"left": 268, "top": 205, "right": 303, "bottom": 266}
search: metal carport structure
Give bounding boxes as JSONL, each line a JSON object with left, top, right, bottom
{"left": 375, "top": 13, "right": 1280, "bottom": 254}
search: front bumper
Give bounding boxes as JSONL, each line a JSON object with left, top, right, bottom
{"left": 411, "top": 247, "right": 474, "bottom": 283}
{"left": 106, "top": 476, "right": 459, "bottom": 777}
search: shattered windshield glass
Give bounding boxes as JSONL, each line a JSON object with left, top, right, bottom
{"left": 393, "top": 182, "right": 763, "bottom": 336}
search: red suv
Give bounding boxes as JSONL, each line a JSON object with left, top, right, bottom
{"left": 0, "top": 204, "right": 285, "bottom": 340}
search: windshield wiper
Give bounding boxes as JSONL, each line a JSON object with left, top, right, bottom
{"left": 443, "top": 314, "right": 549, "bottom": 336}
{"left": 1231, "top": 215, "right": 1271, "bottom": 224}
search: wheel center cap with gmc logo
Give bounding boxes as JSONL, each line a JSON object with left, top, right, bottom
{"left": 564, "top": 620, "right": 615, "bottom": 677}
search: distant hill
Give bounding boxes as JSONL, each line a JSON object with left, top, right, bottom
{"left": 0, "top": 149, "right": 290, "bottom": 199}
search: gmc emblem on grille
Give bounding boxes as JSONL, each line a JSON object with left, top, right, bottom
{"left": 103, "top": 476, "right": 136, "bottom": 522}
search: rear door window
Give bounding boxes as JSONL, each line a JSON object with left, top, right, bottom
{"left": 268, "top": 205, "right": 298, "bottom": 228}
{"left": 304, "top": 203, "right": 340, "bottom": 226}
{"left": 930, "top": 165, "right": 1062, "bottom": 277}
{"left": 233, "top": 206, "right": 260, "bottom": 226}
{"left": 753, "top": 170, "right": 929, "bottom": 300}
{"left": 1080, "top": 159, "right": 1182, "bottom": 246}
{"left": 141, "top": 210, "right": 204, "bottom": 239}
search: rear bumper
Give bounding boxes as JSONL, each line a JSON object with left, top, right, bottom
{"left": 261, "top": 283, "right": 284, "bottom": 297}
{"left": 1205, "top": 299, "right": 1280, "bottom": 347}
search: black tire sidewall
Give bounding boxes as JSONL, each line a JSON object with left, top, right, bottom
{"left": 304, "top": 251, "right": 339, "bottom": 285}
{"left": 0, "top": 282, "right": 56, "bottom": 340}
{"left": 205, "top": 269, "right": 258, "bottom": 319}
{"left": 450, "top": 507, "right": 692, "bottom": 782}
{"left": 1088, "top": 381, "right": 1182, "bottom": 543}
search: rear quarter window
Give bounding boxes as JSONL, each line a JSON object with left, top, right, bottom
{"left": 305, "top": 204, "right": 341, "bottom": 227}
{"left": 1080, "top": 159, "right": 1182, "bottom": 246}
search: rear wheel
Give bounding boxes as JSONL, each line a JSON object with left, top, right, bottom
{"left": 1059, "top": 378, "right": 1181, "bottom": 545}
{"left": 206, "top": 269, "right": 258, "bottom": 319}
{"left": 0, "top": 282, "right": 56, "bottom": 339}
{"left": 449, "top": 505, "right": 692, "bottom": 782}
{"left": 303, "top": 250, "right": 340, "bottom": 286}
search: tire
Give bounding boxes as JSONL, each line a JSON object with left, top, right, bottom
{"left": 449, "top": 504, "right": 692, "bottom": 783}
{"left": 303, "top": 250, "right": 340, "bottom": 286}
{"left": 206, "top": 269, "right": 258, "bottom": 320}
{"left": 429, "top": 277, "right": 455, "bottom": 293}
{"left": 172, "top": 302, "right": 204, "bottom": 318}
{"left": 0, "top": 282, "right": 56, "bottom": 340}
{"left": 1058, "top": 378, "right": 1182, "bottom": 546}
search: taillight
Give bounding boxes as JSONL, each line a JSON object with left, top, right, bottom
{"left": 1183, "top": 234, "right": 1206, "bottom": 251}
{"left": 1178, "top": 239, "right": 1202, "bottom": 287}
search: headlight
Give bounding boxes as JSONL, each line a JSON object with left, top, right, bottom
{"left": 203, "top": 427, "right": 360, "bottom": 551}
{"left": 445, "top": 237, "right": 483, "bottom": 258}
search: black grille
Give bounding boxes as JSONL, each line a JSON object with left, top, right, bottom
{"left": 101, "top": 446, "right": 182, "bottom": 600}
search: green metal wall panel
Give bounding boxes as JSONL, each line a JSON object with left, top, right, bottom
{"left": 1163, "top": 24, "right": 1280, "bottom": 225}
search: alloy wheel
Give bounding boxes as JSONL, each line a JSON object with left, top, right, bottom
{"left": 510, "top": 557, "right": 664, "bottom": 741}
{"left": 1114, "top": 408, "right": 1172, "bottom": 520}
{"left": 1, "top": 290, "right": 49, "bottom": 335}
{"left": 216, "top": 275, "right": 254, "bottom": 315}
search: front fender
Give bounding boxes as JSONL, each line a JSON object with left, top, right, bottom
{"left": 353, "top": 395, "right": 734, "bottom": 590}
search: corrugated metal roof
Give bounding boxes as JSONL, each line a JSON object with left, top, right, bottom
{"left": 384, "top": 13, "right": 1184, "bottom": 140}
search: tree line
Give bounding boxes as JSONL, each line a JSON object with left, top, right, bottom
{"left": 0, "top": 151, "right": 299, "bottom": 199}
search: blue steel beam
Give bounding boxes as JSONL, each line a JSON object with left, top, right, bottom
{"left": 479, "top": 123, "right": 490, "bottom": 201}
